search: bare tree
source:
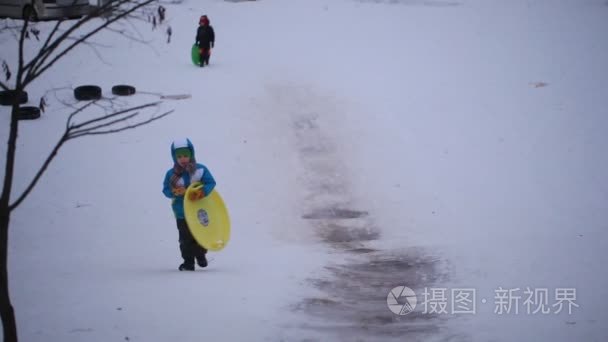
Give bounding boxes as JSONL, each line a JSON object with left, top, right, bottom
{"left": 0, "top": 1, "right": 174, "bottom": 340}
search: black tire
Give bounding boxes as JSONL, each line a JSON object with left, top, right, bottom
{"left": 0, "top": 90, "right": 28, "bottom": 106}
{"left": 111, "top": 85, "right": 136, "bottom": 96}
{"left": 17, "top": 106, "right": 41, "bottom": 120}
{"left": 74, "top": 85, "right": 102, "bottom": 101}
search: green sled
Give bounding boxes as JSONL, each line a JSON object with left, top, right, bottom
{"left": 191, "top": 44, "right": 200, "bottom": 66}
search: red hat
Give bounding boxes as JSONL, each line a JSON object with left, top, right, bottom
{"left": 199, "top": 15, "right": 209, "bottom": 25}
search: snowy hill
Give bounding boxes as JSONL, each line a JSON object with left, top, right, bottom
{"left": 1, "top": 0, "right": 607, "bottom": 341}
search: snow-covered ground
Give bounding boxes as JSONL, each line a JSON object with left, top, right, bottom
{"left": 1, "top": 0, "right": 607, "bottom": 341}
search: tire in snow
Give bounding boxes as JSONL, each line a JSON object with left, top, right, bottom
{"left": 74, "top": 85, "right": 102, "bottom": 101}
{"left": 0, "top": 90, "right": 29, "bottom": 106}
{"left": 111, "top": 85, "right": 136, "bottom": 96}
{"left": 17, "top": 106, "right": 41, "bottom": 120}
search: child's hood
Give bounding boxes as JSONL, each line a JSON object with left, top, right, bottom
{"left": 171, "top": 138, "right": 196, "bottom": 163}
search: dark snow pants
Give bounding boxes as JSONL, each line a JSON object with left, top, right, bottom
{"left": 176, "top": 219, "right": 207, "bottom": 265}
{"left": 199, "top": 47, "right": 210, "bottom": 66}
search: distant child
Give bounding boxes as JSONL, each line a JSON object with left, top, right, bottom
{"left": 195, "top": 15, "right": 215, "bottom": 67}
{"left": 162, "top": 138, "right": 216, "bottom": 271}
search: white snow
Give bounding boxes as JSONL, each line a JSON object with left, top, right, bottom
{"left": 1, "top": 0, "right": 607, "bottom": 341}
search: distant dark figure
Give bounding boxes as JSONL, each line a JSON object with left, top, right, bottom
{"left": 158, "top": 5, "right": 166, "bottom": 24}
{"left": 195, "top": 15, "right": 215, "bottom": 67}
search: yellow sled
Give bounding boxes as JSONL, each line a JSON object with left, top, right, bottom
{"left": 184, "top": 182, "right": 230, "bottom": 252}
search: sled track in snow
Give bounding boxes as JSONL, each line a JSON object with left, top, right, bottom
{"left": 265, "top": 84, "right": 462, "bottom": 341}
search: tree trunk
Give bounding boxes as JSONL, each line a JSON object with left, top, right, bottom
{"left": 0, "top": 208, "right": 17, "bottom": 342}
{"left": 0, "top": 101, "right": 22, "bottom": 342}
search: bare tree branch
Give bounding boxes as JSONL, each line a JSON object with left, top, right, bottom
{"left": 63, "top": 36, "right": 114, "bottom": 66}
{"left": 89, "top": 97, "right": 125, "bottom": 115}
{"left": 24, "top": 16, "right": 103, "bottom": 82}
{"left": 66, "top": 100, "right": 97, "bottom": 130}
{"left": 38, "top": 20, "right": 64, "bottom": 55}
{"left": 9, "top": 103, "right": 172, "bottom": 211}
{"left": 48, "top": 88, "right": 127, "bottom": 116}
{"left": 23, "top": 0, "right": 157, "bottom": 87}
{"left": 103, "top": 27, "right": 152, "bottom": 44}
{"left": 16, "top": 14, "right": 29, "bottom": 90}
{"left": 22, "top": 19, "right": 65, "bottom": 81}
{"left": 8, "top": 132, "right": 68, "bottom": 211}
{"left": 111, "top": 9, "right": 148, "bottom": 41}
{"left": 1, "top": 2, "right": 172, "bottom": 340}
{"left": 20, "top": 2, "right": 108, "bottom": 71}
{"left": 68, "top": 109, "right": 174, "bottom": 140}
{"left": 69, "top": 101, "right": 161, "bottom": 130}
{"left": 68, "top": 111, "right": 141, "bottom": 136}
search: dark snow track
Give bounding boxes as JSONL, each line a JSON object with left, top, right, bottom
{"left": 264, "top": 83, "right": 463, "bottom": 341}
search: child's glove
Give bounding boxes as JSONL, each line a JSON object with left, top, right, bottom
{"left": 188, "top": 188, "right": 205, "bottom": 201}
{"left": 172, "top": 187, "right": 186, "bottom": 197}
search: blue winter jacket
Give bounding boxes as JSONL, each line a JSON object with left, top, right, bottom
{"left": 162, "top": 139, "right": 216, "bottom": 219}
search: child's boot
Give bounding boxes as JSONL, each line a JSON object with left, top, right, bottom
{"left": 179, "top": 260, "right": 195, "bottom": 271}
{"left": 196, "top": 254, "right": 208, "bottom": 268}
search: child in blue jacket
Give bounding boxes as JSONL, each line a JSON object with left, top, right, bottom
{"left": 162, "top": 138, "right": 216, "bottom": 271}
